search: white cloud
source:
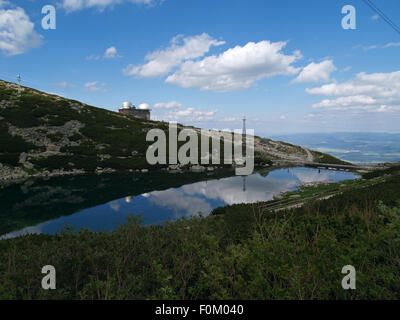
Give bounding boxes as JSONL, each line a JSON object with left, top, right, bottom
{"left": 0, "top": 5, "right": 43, "bottom": 56}
{"left": 353, "top": 42, "right": 400, "bottom": 50}
{"left": 153, "top": 100, "right": 219, "bottom": 123}
{"left": 306, "top": 70, "right": 400, "bottom": 112}
{"left": 312, "top": 95, "right": 377, "bottom": 109}
{"left": 375, "top": 105, "right": 398, "bottom": 113}
{"left": 364, "top": 45, "right": 378, "bottom": 51}
{"left": 371, "top": 14, "right": 379, "bottom": 20}
{"left": 62, "top": 0, "right": 156, "bottom": 12}
{"left": 293, "top": 60, "right": 336, "bottom": 83}
{"left": 84, "top": 81, "right": 108, "bottom": 92}
{"left": 279, "top": 115, "right": 286, "bottom": 120}
{"left": 383, "top": 42, "right": 400, "bottom": 48}
{"left": 163, "top": 107, "right": 218, "bottom": 122}
{"left": 104, "top": 46, "right": 120, "bottom": 58}
{"left": 154, "top": 101, "right": 183, "bottom": 109}
{"left": 123, "top": 33, "right": 225, "bottom": 78}
{"left": 165, "top": 40, "right": 302, "bottom": 92}
{"left": 221, "top": 116, "right": 240, "bottom": 122}
{"left": 87, "top": 46, "right": 121, "bottom": 60}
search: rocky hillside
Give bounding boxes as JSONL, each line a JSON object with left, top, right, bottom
{"left": 0, "top": 79, "right": 347, "bottom": 182}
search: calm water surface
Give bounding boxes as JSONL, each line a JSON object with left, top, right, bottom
{"left": 0, "top": 167, "right": 358, "bottom": 239}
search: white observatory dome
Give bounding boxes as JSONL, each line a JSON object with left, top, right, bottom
{"left": 138, "top": 103, "right": 150, "bottom": 110}
{"left": 122, "top": 101, "right": 133, "bottom": 109}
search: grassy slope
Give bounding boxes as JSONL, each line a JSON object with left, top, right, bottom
{"left": 0, "top": 166, "right": 399, "bottom": 299}
{"left": 0, "top": 80, "right": 162, "bottom": 173}
{"left": 310, "top": 150, "right": 351, "bottom": 165}
{"left": 0, "top": 80, "right": 348, "bottom": 176}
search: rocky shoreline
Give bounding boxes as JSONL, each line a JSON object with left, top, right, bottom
{"left": 0, "top": 161, "right": 275, "bottom": 188}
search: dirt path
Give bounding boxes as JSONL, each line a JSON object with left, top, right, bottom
{"left": 305, "top": 148, "right": 314, "bottom": 162}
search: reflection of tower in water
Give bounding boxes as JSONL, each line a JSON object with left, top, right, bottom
{"left": 241, "top": 117, "right": 247, "bottom": 193}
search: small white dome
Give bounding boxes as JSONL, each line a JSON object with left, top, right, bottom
{"left": 138, "top": 103, "right": 150, "bottom": 110}
{"left": 122, "top": 101, "right": 133, "bottom": 109}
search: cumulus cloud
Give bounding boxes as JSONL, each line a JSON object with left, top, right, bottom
{"left": 162, "top": 107, "right": 218, "bottom": 122}
{"left": 306, "top": 70, "right": 400, "bottom": 112}
{"left": 123, "top": 33, "right": 225, "bottom": 78}
{"left": 312, "top": 95, "right": 377, "bottom": 109}
{"left": 0, "top": 5, "right": 43, "bottom": 56}
{"left": 165, "top": 40, "right": 302, "bottom": 92}
{"left": 104, "top": 46, "right": 120, "bottom": 58}
{"left": 293, "top": 60, "right": 336, "bottom": 83}
{"left": 62, "top": 0, "right": 156, "bottom": 12}
{"left": 154, "top": 101, "right": 183, "bottom": 109}
{"left": 87, "top": 46, "right": 121, "bottom": 60}
{"left": 152, "top": 99, "right": 219, "bottom": 123}
{"left": 84, "top": 81, "right": 108, "bottom": 92}
{"left": 375, "top": 105, "right": 398, "bottom": 113}
{"left": 221, "top": 117, "right": 240, "bottom": 122}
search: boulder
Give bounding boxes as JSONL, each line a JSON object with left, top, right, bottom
{"left": 191, "top": 165, "right": 206, "bottom": 172}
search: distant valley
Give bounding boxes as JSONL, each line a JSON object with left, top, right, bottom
{"left": 271, "top": 132, "right": 400, "bottom": 164}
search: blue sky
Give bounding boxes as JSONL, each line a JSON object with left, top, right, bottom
{"left": 0, "top": 0, "right": 400, "bottom": 136}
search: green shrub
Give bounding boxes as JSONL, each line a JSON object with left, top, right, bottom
{"left": 0, "top": 153, "right": 20, "bottom": 166}
{"left": 0, "top": 173, "right": 399, "bottom": 300}
{"left": 0, "top": 122, "right": 36, "bottom": 153}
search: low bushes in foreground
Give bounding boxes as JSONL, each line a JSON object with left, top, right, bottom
{"left": 0, "top": 176, "right": 399, "bottom": 300}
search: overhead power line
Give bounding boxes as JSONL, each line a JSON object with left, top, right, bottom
{"left": 362, "top": 0, "right": 400, "bottom": 35}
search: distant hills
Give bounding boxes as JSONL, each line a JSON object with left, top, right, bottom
{"left": 271, "top": 132, "right": 400, "bottom": 164}
{"left": 0, "top": 79, "right": 347, "bottom": 182}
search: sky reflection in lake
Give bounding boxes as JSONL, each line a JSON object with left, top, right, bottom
{"left": 1, "top": 167, "right": 357, "bottom": 239}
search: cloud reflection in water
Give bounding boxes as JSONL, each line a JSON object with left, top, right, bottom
{"left": 1, "top": 168, "right": 357, "bottom": 238}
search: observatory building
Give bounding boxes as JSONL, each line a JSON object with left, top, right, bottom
{"left": 118, "top": 101, "right": 151, "bottom": 120}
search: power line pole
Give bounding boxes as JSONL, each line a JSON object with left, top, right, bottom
{"left": 242, "top": 116, "right": 246, "bottom": 136}
{"left": 17, "top": 74, "right": 21, "bottom": 96}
